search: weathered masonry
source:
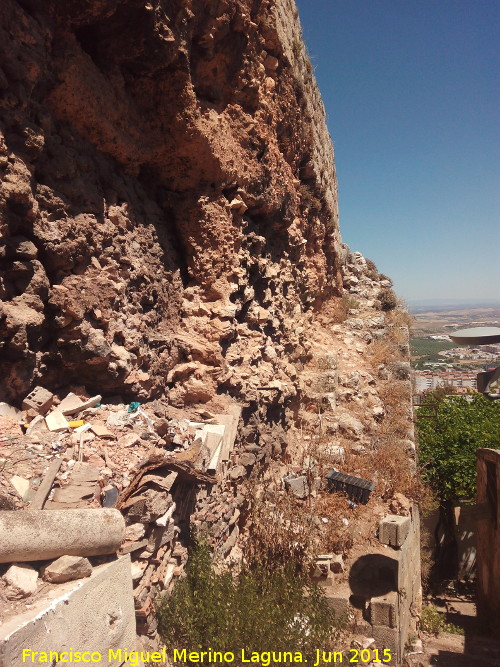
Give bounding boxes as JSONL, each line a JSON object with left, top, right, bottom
{"left": 476, "top": 448, "right": 500, "bottom": 635}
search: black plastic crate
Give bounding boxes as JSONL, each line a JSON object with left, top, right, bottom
{"left": 325, "top": 470, "right": 375, "bottom": 505}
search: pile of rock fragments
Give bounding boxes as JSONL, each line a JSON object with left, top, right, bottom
{"left": 0, "top": 386, "right": 242, "bottom": 639}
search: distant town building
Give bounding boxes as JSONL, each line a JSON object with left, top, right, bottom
{"left": 413, "top": 370, "right": 477, "bottom": 395}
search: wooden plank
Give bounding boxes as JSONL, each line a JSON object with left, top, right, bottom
{"left": 207, "top": 440, "right": 223, "bottom": 475}
{"left": 30, "top": 457, "right": 63, "bottom": 510}
{"left": 205, "top": 431, "right": 223, "bottom": 458}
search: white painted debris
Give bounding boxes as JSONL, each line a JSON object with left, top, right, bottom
{"left": 58, "top": 392, "right": 85, "bottom": 415}
{"left": 10, "top": 476, "right": 30, "bottom": 501}
{"left": 45, "top": 410, "right": 69, "bottom": 432}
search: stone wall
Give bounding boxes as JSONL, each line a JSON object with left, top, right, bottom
{"left": 318, "top": 506, "right": 421, "bottom": 665}
{"left": 0, "top": 557, "right": 137, "bottom": 667}
{"left": 476, "top": 448, "right": 500, "bottom": 634}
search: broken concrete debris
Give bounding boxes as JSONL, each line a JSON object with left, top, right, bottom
{"left": 58, "top": 392, "right": 85, "bottom": 415}
{"left": 379, "top": 514, "right": 411, "bottom": 548}
{"left": 10, "top": 475, "right": 30, "bottom": 501}
{"left": 0, "top": 359, "right": 416, "bottom": 661}
{"left": 22, "top": 387, "right": 54, "bottom": 416}
{"left": 45, "top": 409, "right": 69, "bottom": 433}
{"left": 283, "top": 474, "right": 309, "bottom": 500}
{"left": 2, "top": 563, "right": 38, "bottom": 599}
{"left": 0, "top": 402, "right": 21, "bottom": 418}
{"left": 41, "top": 555, "right": 92, "bottom": 583}
{"left": 0, "top": 387, "right": 245, "bottom": 642}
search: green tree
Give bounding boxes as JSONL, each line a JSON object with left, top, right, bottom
{"left": 417, "top": 391, "right": 500, "bottom": 503}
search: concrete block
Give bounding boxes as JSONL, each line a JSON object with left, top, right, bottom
{"left": 0, "top": 509, "right": 125, "bottom": 563}
{"left": 370, "top": 591, "right": 398, "bottom": 628}
{"left": 323, "top": 584, "right": 351, "bottom": 620}
{"left": 316, "top": 570, "right": 335, "bottom": 588}
{"left": 331, "top": 554, "right": 344, "bottom": 573}
{"left": 379, "top": 514, "right": 411, "bottom": 547}
{"left": 22, "top": 387, "right": 54, "bottom": 415}
{"left": 371, "top": 624, "right": 399, "bottom": 662}
{"left": 0, "top": 556, "right": 136, "bottom": 667}
{"left": 314, "top": 555, "right": 333, "bottom": 578}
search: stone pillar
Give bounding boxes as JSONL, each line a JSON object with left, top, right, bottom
{"left": 0, "top": 509, "right": 125, "bottom": 563}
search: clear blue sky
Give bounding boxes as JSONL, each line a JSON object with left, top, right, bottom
{"left": 295, "top": 0, "right": 499, "bottom": 303}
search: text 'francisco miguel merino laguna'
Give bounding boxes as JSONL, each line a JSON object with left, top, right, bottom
{"left": 21, "top": 647, "right": 393, "bottom": 665}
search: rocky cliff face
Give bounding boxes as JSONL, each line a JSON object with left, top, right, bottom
{"left": 0, "top": 0, "right": 345, "bottom": 413}
{"left": 1, "top": 2, "right": 421, "bottom": 656}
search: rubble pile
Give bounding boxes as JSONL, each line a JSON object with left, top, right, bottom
{"left": 0, "top": 387, "right": 246, "bottom": 641}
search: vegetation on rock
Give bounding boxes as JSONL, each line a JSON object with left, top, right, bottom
{"left": 377, "top": 288, "right": 398, "bottom": 312}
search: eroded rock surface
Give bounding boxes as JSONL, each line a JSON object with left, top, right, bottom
{"left": 1, "top": 0, "right": 344, "bottom": 417}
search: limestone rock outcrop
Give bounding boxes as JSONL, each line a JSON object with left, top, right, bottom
{"left": 0, "top": 0, "right": 345, "bottom": 413}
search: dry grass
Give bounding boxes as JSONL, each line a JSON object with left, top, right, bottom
{"left": 314, "top": 493, "right": 357, "bottom": 555}
{"left": 317, "top": 295, "right": 360, "bottom": 325}
{"left": 367, "top": 339, "right": 398, "bottom": 369}
{"left": 385, "top": 306, "right": 414, "bottom": 344}
{"left": 370, "top": 438, "right": 423, "bottom": 500}
{"left": 244, "top": 482, "right": 318, "bottom": 570}
{"left": 324, "top": 436, "right": 424, "bottom": 502}
{"left": 377, "top": 381, "right": 413, "bottom": 438}
{"left": 385, "top": 306, "right": 414, "bottom": 330}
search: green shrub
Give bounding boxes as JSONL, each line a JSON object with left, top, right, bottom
{"left": 377, "top": 288, "right": 398, "bottom": 311}
{"left": 417, "top": 392, "right": 500, "bottom": 503}
{"left": 420, "top": 604, "right": 464, "bottom": 635}
{"left": 157, "top": 541, "right": 343, "bottom": 662}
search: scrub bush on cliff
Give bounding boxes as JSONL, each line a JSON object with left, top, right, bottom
{"left": 377, "top": 288, "right": 398, "bottom": 311}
